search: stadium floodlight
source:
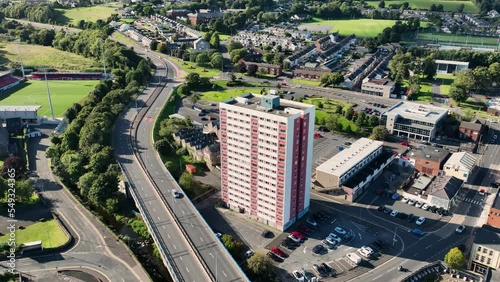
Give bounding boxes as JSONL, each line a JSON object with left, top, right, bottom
{"left": 99, "top": 39, "right": 107, "bottom": 78}
{"left": 14, "top": 40, "right": 25, "bottom": 78}
{"left": 42, "top": 66, "right": 55, "bottom": 120}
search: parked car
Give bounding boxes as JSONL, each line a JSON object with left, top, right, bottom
{"left": 400, "top": 142, "right": 409, "bottom": 146}
{"left": 407, "top": 213, "right": 415, "bottom": 222}
{"left": 373, "top": 239, "right": 386, "bottom": 249}
{"left": 334, "top": 227, "right": 347, "bottom": 235}
{"left": 298, "top": 225, "right": 311, "bottom": 233}
{"left": 201, "top": 117, "right": 208, "bottom": 121}
{"left": 402, "top": 197, "right": 409, "bottom": 203}
{"left": 322, "top": 239, "right": 336, "bottom": 249}
{"left": 398, "top": 212, "right": 408, "bottom": 220}
{"left": 292, "top": 270, "right": 305, "bottom": 282}
{"left": 357, "top": 248, "right": 371, "bottom": 259}
{"left": 390, "top": 210, "right": 399, "bottom": 217}
{"left": 456, "top": 225, "right": 465, "bottom": 234}
{"left": 408, "top": 199, "right": 416, "bottom": 205}
{"left": 383, "top": 207, "right": 392, "bottom": 214}
{"left": 346, "top": 253, "right": 362, "bottom": 265}
{"left": 312, "top": 245, "right": 326, "bottom": 254}
{"left": 478, "top": 189, "right": 485, "bottom": 196}
{"left": 271, "top": 247, "right": 285, "bottom": 257}
{"left": 327, "top": 233, "right": 342, "bottom": 243}
{"left": 313, "top": 264, "right": 326, "bottom": 277}
{"left": 318, "top": 210, "right": 331, "bottom": 218}
{"left": 416, "top": 216, "right": 426, "bottom": 225}
{"left": 262, "top": 230, "right": 273, "bottom": 238}
{"left": 377, "top": 205, "right": 385, "bottom": 211}
{"left": 415, "top": 201, "right": 424, "bottom": 208}
{"left": 422, "top": 204, "right": 430, "bottom": 210}
{"left": 267, "top": 251, "right": 282, "bottom": 262}
{"left": 376, "top": 188, "right": 383, "bottom": 195}
{"left": 245, "top": 250, "right": 255, "bottom": 258}
{"left": 429, "top": 206, "right": 438, "bottom": 213}
{"left": 307, "top": 217, "right": 319, "bottom": 227}
{"left": 291, "top": 231, "right": 305, "bottom": 240}
{"left": 288, "top": 234, "right": 301, "bottom": 243}
{"left": 321, "top": 263, "right": 336, "bottom": 277}
{"left": 281, "top": 240, "right": 295, "bottom": 249}
{"left": 392, "top": 193, "right": 399, "bottom": 200}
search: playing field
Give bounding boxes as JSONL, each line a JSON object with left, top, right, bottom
{"left": 365, "top": 0, "right": 479, "bottom": 13}
{"left": 56, "top": 5, "right": 119, "bottom": 25}
{"left": 0, "top": 80, "right": 99, "bottom": 117}
{"left": 299, "top": 19, "right": 399, "bottom": 37}
{"left": 0, "top": 43, "right": 96, "bottom": 72}
{"left": 416, "top": 32, "right": 499, "bottom": 47}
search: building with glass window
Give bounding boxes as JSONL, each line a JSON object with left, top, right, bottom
{"left": 219, "top": 94, "right": 315, "bottom": 231}
{"left": 381, "top": 101, "right": 449, "bottom": 141}
{"left": 469, "top": 225, "right": 500, "bottom": 278}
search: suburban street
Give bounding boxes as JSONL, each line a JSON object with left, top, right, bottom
{"left": 0, "top": 126, "right": 150, "bottom": 282}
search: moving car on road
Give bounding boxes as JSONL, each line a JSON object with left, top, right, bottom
{"left": 456, "top": 225, "right": 465, "bottom": 234}
{"left": 172, "top": 189, "right": 181, "bottom": 198}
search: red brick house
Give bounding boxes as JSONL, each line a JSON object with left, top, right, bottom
{"left": 459, "top": 121, "right": 483, "bottom": 142}
{"left": 239, "top": 59, "right": 283, "bottom": 76}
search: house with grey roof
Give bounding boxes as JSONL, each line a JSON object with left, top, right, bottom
{"left": 427, "top": 175, "right": 464, "bottom": 210}
{"left": 469, "top": 225, "right": 500, "bottom": 280}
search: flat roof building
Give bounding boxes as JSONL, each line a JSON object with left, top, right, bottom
{"left": 315, "top": 138, "right": 394, "bottom": 200}
{"left": 0, "top": 106, "right": 41, "bottom": 124}
{"left": 361, "top": 78, "right": 396, "bottom": 98}
{"left": 443, "top": 152, "right": 477, "bottom": 183}
{"left": 381, "top": 101, "right": 449, "bottom": 141}
{"left": 219, "top": 94, "right": 315, "bottom": 231}
{"left": 435, "top": 59, "right": 469, "bottom": 75}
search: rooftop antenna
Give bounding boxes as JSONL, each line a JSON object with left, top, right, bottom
{"left": 15, "top": 40, "right": 25, "bottom": 78}
{"left": 42, "top": 66, "right": 55, "bottom": 120}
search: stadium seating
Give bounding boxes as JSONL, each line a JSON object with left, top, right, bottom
{"left": 0, "top": 75, "right": 22, "bottom": 91}
{"left": 31, "top": 72, "right": 103, "bottom": 80}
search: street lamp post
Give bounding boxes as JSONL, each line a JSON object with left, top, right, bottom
{"left": 99, "top": 39, "right": 107, "bottom": 78}
{"left": 212, "top": 249, "right": 226, "bottom": 281}
{"left": 42, "top": 67, "right": 55, "bottom": 120}
{"left": 15, "top": 40, "right": 25, "bottom": 78}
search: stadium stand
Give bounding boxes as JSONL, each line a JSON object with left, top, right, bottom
{"left": 30, "top": 72, "right": 103, "bottom": 80}
{"left": 0, "top": 74, "right": 24, "bottom": 92}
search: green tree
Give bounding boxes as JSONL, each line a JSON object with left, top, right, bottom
{"left": 60, "top": 151, "right": 85, "bottom": 183}
{"left": 150, "top": 40, "right": 158, "bottom": 51}
{"left": 344, "top": 107, "right": 354, "bottom": 120}
{"left": 330, "top": 72, "right": 344, "bottom": 86}
{"left": 88, "top": 171, "right": 118, "bottom": 205}
{"left": 263, "top": 52, "right": 274, "bottom": 64}
{"left": 444, "top": 247, "right": 466, "bottom": 270}
{"left": 378, "top": 0, "right": 385, "bottom": 8}
{"left": 86, "top": 146, "right": 114, "bottom": 174}
{"left": 210, "top": 53, "right": 223, "bottom": 69}
{"left": 369, "top": 115, "right": 380, "bottom": 127}
{"left": 247, "top": 252, "right": 276, "bottom": 277}
{"left": 325, "top": 114, "right": 339, "bottom": 131}
{"left": 408, "top": 76, "right": 421, "bottom": 98}
{"left": 196, "top": 52, "right": 210, "bottom": 66}
{"left": 273, "top": 53, "right": 284, "bottom": 65}
{"left": 179, "top": 171, "right": 194, "bottom": 191}
{"left": 247, "top": 64, "right": 258, "bottom": 76}
{"left": 473, "top": 66, "right": 492, "bottom": 90}
{"left": 210, "top": 32, "right": 220, "bottom": 49}
{"left": 13, "top": 179, "right": 34, "bottom": 203}
{"left": 320, "top": 74, "right": 332, "bottom": 86}
{"left": 421, "top": 56, "right": 436, "bottom": 79}
{"left": 356, "top": 111, "right": 366, "bottom": 127}
{"left": 226, "top": 41, "right": 243, "bottom": 52}
{"left": 370, "top": 125, "right": 389, "bottom": 141}
{"left": 157, "top": 42, "right": 168, "bottom": 54}
{"left": 221, "top": 234, "right": 235, "bottom": 250}
{"left": 78, "top": 171, "right": 98, "bottom": 196}
{"left": 449, "top": 84, "right": 469, "bottom": 106}
{"left": 1, "top": 156, "right": 27, "bottom": 180}
{"left": 105, "top": 198, "right": 119, "bottom": 213}
{"left": 229, "top": 48, "right": 248, "bottom": 63}
{"left": 488, "top": 62, "right": 500, "bottom": 83}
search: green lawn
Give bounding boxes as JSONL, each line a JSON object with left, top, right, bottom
{"left": 119, "top": 18, "right": 136, "bottom": 24}
{"left": 170, "top": 57, "right": 222, "bottom": 78}
{"left": 219, "top": 34, "right": 232, "bottom": 41}
{"left": 291, "top": 78, "right": 321, "bottom": 87}
{"left": 200, "top": 87, "right": 261, "bottom": 102}
{"left": 111, "top": 31, "right": 137, "bottom": 48}
{"left": 302, "top": 97, "right": 359, "bottom": 131}
{"left": 0, "top": 219, "right": 68, "bottom": 249}
{"left": 0, "top": 43, "right": 96, "bottom": 72}
{"left": 366, "top": 0, "right": 479, "bottom": 13}
{"left": 416, "top": 32, "right": 498, "bottom": 47}
{"left": 56, "top": 5, "right": 119, "bottom": 25}
{"left": 300, "top": 18, "right": 400, "bottom": 37}
{"left": 0, "top": 80, "right": 98, "bottom": 117}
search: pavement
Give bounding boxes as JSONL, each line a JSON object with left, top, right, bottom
{"left": 0, "top": 126, "right": 151, "bottom": 282}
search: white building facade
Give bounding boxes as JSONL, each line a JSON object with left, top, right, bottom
{"left": 219, "top": 94, "right": 315, "bottom": 231}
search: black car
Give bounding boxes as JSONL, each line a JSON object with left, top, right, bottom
{"left": 398, "top": 212, "right": 408, "bottom": 220}
{"left": 312, "top": 244, "right": 326, "bottom": 254}
{"left": 262, "top": 230, "right": 273, "bottom": 238}
{"left": 321, "top": 263, "right": 336, "bottom": 277}
{"left": 377, "top": 205, "right": 385, "bottom": 212}
{"left": 429, "top": 206, "right": 438, "bottom": 213}
{"left": 313, "top": 264, "right": 327, "bottom": 277}
{"left": 318, "top": 210, "right": 331, "bottom": 218}
{"left": 312, "top": 213, "right": 323, "bottom": 221}
{"left": 383, "top": 207, "right": 392, "bottom": 214}
{"left": 318, "top": 125, "right": 330, "bottom": 132}
{"left": 281, "top": 240, "right": 295, "bottom": 249}
{"left": 266, "top": 251, "right": 282, "bottom": 262}
{"left": 344, "top": 141, "right": 352, "bottom": 146}
{"left": 492, "top": 182, "right": 499, "bottom": 188}
{"left": 285, "top": 238, "right": 300, "bottom": 247}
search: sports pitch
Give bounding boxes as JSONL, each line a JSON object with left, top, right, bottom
{"left": 299, "top": 19, "right": 400, "bottom": 37}
{"left": 365, "top": 0, "right": 479, "bottom": 13}
{"left": 0, "top": 80, "right": 99, "bottom": 117}
{"left": 416, "top": 32, "right": 499, "bottom": 47}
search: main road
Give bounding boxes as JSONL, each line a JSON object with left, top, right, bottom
{"left": 113, "top": 48, "right": 248, "bottom": 281}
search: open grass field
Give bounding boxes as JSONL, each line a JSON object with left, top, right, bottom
{"left": 111, "top": 31, "right": 137, "bottom": 48}
{"left": 366, "top": 0, "right": 479, "bottom": 13}
{"left": 0, "top": 43, "right": 96, "bottom": 72}
{"left": 0, "top": 80, "right": 98, "bottom": 117}
{"left": 56, "top": 5, "right": 119, "bottom": 25}
{"left": 200, "top": 86, "right": 261, "bottom": 102}
{"left": 303, "top": 97, "right": 359, "bottom": 132}
{"left": 170, "top": 57, "right": 222, "bottom": 78}
{"left": 416, "top": 32, "right": 499, "bottom": 47}
{"left": 299, "top": 18, "right": 399, "bottom": 37}
{"left": 291, "top": 78, "right": 321, "bottom": 87}
{"left": 0, "top": 219, "right": 68, "bottom": 249}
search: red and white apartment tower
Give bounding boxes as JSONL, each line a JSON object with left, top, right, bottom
{"left": 219, "top": 94, "right": 315, "bottom": 231}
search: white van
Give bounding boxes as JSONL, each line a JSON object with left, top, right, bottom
{"left": 346, "top": 252, "right": 362, "bottom": 265}
{"left": 269, "top": 90, "right": 278, "bottom": 95}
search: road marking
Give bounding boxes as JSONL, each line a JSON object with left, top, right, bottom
{"left": 161, "top": 180, "right": 164, "bottom": 183}
{"left": 157, "top": 216, "right": 161, "bottom": 220}
{"left": 331, "top": 219, "right": 337, "bottom": 224}
{"left": 222, "top": 271, "right": 227, "bottom": 277}
{"left": 153, "top": 208, "right": 156, "bottom": 212}
{"left": 303, "top": 246, "right": 307, "bottom": 254}
{"left": 373, "top": 274, "right": 383, "bottom": 280}
{"left": 149, "top": 201, "right": 152, "bottom": 205}
{"left": 200, "top": 237, "right": 203, "bottom": 242}
{"left": 209, "top": 253, "right": 214, "bottom": 258}
{"left": 144, "top": 193, "right": 148, "bottom": 197}
{"left": 162, "top": 226, "right": 166, "bottom": 230}
{"left": 191, "top": 223, "right": 194, "bottom": 227}
{"left": 413, "top": 253, "right": 418, "bottom": 257}
{"left": 167, "top": 234, "right": 170, "bottom": 239}
{"left": 425, "top": 245, "right": 433, "bottom": 249}
{"left": 185, "top": 267, "right": 189, "bottom": 273}
{"left": 156, "top": 171, "right": 159, "bottom": 175}
{"left": 141, "top": 187, "right": 144, "bottom": 190}
{"left": 359, "top": 233, "right": 362, "bottom": 240}
{"left": 182, "top": 210, "right": 186, "bottom": 215}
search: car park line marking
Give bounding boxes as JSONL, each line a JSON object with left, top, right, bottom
{"left": 180, "top": 256, "right": 183, "bottom": 261}
{"left": 182, "top": 210, "right": 186, "bottom": 215}
{"left": 173, "top": 244, "right": 176, "bottom": 249}
{"left": 162, "top": 226, "right": 165, "bottom": 230}
{"left": 303, "top": 246, "right": 307, "bottom": 254}
{"left": 359, "top": 233, "right": 362, "bottom": 240}
{"left": 200, "top": 237, "right": 203, "bottom": 242}
{"left": 185, "top": 267, "right": 189, "bottom": 273}
{"left": 412, "top": 253, "right": 418, "bottom": 257}
{"left": 149, "top": 201, "right": 152, "bottom": 205}
{"left": 209, "top": 253, "right": 214, "bottom": 258}
{"left": 331, "top": 219, "right": 337, "bottom": 224}
{"left": 425, "top": 245, "right": 433, "bottom": 249}
{"left": 153, "top": 208, "right": 156, "bottom": 212}
{"left": 373, "top": 274, "right": 383, "bottom": 280}
{"left": 157, "top": 216, "right": 161, "bottom": 220}
{"left": 437, "top": 236, "right": 449, "bottom": 242}
{"left": 223, "top": 271, "right": 227, "bottom": 277}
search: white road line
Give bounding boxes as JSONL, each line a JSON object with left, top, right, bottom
{"left": 180, "top": 256, "right": 183, "bottom": 261}
{"left": 141, "top": 187, "right": 144, "bottom": 190}
{"left": 191, "top": 223, "right": 194, "bottom": 227}
{"left": 209, "top": 253, "right": 214, "bottom": 258}
{"left": 373, "top": 274, "right": 383, "bottom": 280}
{"left": 162, "top": 226, "right": 166, "bottom": 230}
{"left": 413, "top": 253, "right": 418, "bottom": 257}
{"left": 144, "top": 193, "right": 148, "bottom": 197}
{"left": 156, "top": 171, "right": 159, "bottom": 175}
{"left": 167, "top": 234, "right": 170, "bottom": 239}
{"left": 148, "top": 201, "right": 152, "bottom": 205}
{"left": 173, "top": 244, "right": 177, "bottom": 249}
{"left": 153, "top": 208, "right": 156, "bottom": 212}
{"left": 303, "top": 246, "right": 307, "bottom": 254}
{"left": 161, "top": 180, "right": 164, "bottom": 183}
{"left": 185, "top": 267, "right": 189, "bottom": 273}
{"left": 200, "top": 237, "right": 204, "bottom": 242}
{"left": 222, "top": 271, "right": 227, "bottom": 277}
{"left": 157, "top": 216, "right": 161, "bottom": 220}
{"left": 331, "top": 219, "right": 337, "bottom": 224}
{"left": 182, "top": 210, "right": 186, "bottom": 215}
{"left": 425, "top": 245, "right": 433, "bottom": 249}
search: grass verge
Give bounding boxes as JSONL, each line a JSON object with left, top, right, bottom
{"left": 169, "top": 58, "right": 222, "bottom": 78}
{"left": 291, "top": 78, "right": 321, "bottom": 87}
{"left": 0, "top": 219, "right": 68, "bottom": 249}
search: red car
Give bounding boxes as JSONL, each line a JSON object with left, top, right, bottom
{"left": 298, "top": 225, "right": 311, "bottom": 233}
{"left": 291, "top": 231, "right": 304, "bottom": 239}
{"left": 400, "top": 142, "right": 409, "bottom": 146}
{"left": 271, "top": 247, "right": 285, "bottom": 257}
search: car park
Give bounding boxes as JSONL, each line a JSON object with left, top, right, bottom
{"left": 390, "top": 210, "right": 399, "bottom": 217}
{"left": 408, "top": 199, "right": 416, "bottom": 205}
{"left": 415, "top": 201, "right": 424, "bottom": 208}
{"left": 262, "top": 230, "right": 273, "bottom": 238}
{"left": 334, "top": 227, "right": 347, "bottom": 235}
{"left": 292, "top": 270, "right": 305, "bottom": 282}
{"left": 456, "top": 225, "right": 465, "bottom": 234}
{"left": 321, "top": 263, "right": 336, "bottom": 277}
{"left": 322, "top": 239, "right": 336, "bottom": 249}
{"left": 402, "top": 197, "right": 409, "bottom": 203}
{"left": 298, "top": 225, "right": 311, "bottom": 233}
{"left": 312, "top": 245, "right": 326, "bottom": 254}
{"left": 416, "top": 216, "right": 426, "bottom": 225}
{"left": 422, "top": 204, "right": 430, "bottom": 210}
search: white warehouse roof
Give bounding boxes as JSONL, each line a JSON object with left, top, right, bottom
{"left": 435, "top": 60, "right": 469, "bottom": 66}
{"left": 444, "top": 152, "right": 476, "bottom": 172}
{"left": 316, "top": 138, "right": 383, "bottom": 177}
